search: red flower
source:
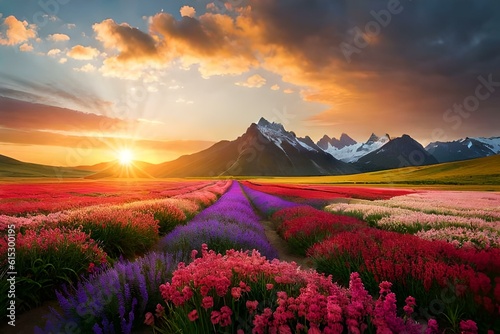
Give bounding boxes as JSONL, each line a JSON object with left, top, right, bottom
{"left": 202, "top": 296, "right": 214, "bottom": 309}
{"left": 188, "top": 309, "right": 198, "bottom": 322}
{"left": 144, "top": 312, "right": 154, "bottom": 326}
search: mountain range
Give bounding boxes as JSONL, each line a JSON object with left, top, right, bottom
{"left": 0, "top": 117, "right": 498, "bottom": 178}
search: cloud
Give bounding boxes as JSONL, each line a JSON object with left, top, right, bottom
{"left": 73, "top": 63, "right": 96, "bottom": 72}
{"left": 283, "top": 88, "right": 294, "bottom": 94}
{"left": 19, "top": 43, "right": 33, "bottom": 52}
{"left": 0, "top": 15, "right": 37, "bottom": 46}
{"left": 270, "top": 84, "right": 280, "bottom": 91}
{"left": 235, "top": 74, "right": 266, "bottom": 88}
{"left": 86, "top": 1, "right": 500, "bottom": 139}
{"left": 0, "top": 78, "right": 113, "bottom": 114}
{"left": 0, "top": 127, "right": 215, "bottom": 155}
{"left": 66, "top": 23, "right": 76, "bottom": 29}
{"left": 0, "top": 96, "right": 131, "bottom": 133}
{"left": 47, "top": 33, "right": 70, "bottom": 42}
{"left": 180, "top": 6, "right": 196, "bottom": 18}
{"left": 47, "top": 48, "right": 61, "bottom": 56}
{"left": 59, "top": 57, "right": 67, "bottom": 64}
{"left": 67, "top": 45, "right": 100, "bottom": 60}
{"left": 92, "top": 18, "right": 161, "bottom": 79}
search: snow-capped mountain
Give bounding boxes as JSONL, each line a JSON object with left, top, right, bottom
{"left": 151, "top": 118, "right": 356, "bottom": 177}
{"left": 425, "top": 136, "right": 500, "bottom": 163}
{"left": 355, "top": 134, "right": 438, "bottom": 172}
{"left": 256, "top": 118, "right": 321, "bottom": 153}
{"left": 318, "top": 133, "right": 391, "bottom": 163}
{"left": 317, "top": 133, "right": 357, "bottom": 150}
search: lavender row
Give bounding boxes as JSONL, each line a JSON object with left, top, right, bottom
{"left": 240, "top": 183, "right": 299, "bottom": 216}
{"left": 158, "top": 181, "right": 278, "bottom": 259}
{"left": 36, "top": 251, "right": 185, "bottom": 334}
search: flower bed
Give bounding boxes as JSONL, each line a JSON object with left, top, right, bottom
{"left": 308, "top": 229, "right": 500, "bottom": 330}
{"left": 158, "top": 182, "right": 278, "bottom": 259}
{"left": 148, "top": 245, "right": 434, "bottom": 334}
{"left": 0, "top": 227, "right": 107, "bottom": 314}
{"left": 242, "top": 181, "right": 414, "bottom": 201}
{"left": 36, "top": 251, "right": 183, "bottom": 334}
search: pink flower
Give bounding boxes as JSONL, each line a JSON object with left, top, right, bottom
{"left": 246, "top": 300, "right": 259, "bottom": 313}
{"left": 220, "top": 306, "right": 233, "bottom": 327}
{"left": 425, "top": 319, "right": 439, "bottom": 334}
{"left": 188, "top": 309, "right": 199, "bottom": 321}
{"left": 239, "top": 281, "right": 251, "bottom": 292}
{"left": 191, "top": 249, "right": 198, "bottom": 260}
{"left": 155, "top": 303, "right": 165, "bottom": 318}
{"left": 144, "top": 312, "right": 154, "bottom": 326}
{"left": 459, "top": 320, "right": 478, "bottom": 334}
{"left": 379, "top": 281, "right": 392, "bottom": 295}
{"left": 211, "top": 311, "right": 221, "bottom": 325}
{"left": 266, "top": 283, "right": 274, "bottom": 290}
{"left": 202, "top": 296, "right": 214, "bottom": 309}
{"left": 231, "top": 287, "right": 242, "bottom": 300}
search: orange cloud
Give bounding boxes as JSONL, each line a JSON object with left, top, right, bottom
{"left": 19, "top": 43, "right": 33, "bottom": 52}
{"left": 47, "top": 48, "right": 61, "bottom": 56}
{"left": 92, "top": 18, "right": 161, "bottom": 79}
{"left": 67, "top": 45, "right": 100, "bottom": 60}
{"left": 180, "top": 6, "right": 196, "bottom": 18}
{"left": 236, "top": 74, "right": 266, "bottom": 88}
{"left": 270, "top": 84, "right": 280, "bottom": 91}
{"left": 73, "top": 63, "right": 96, "bottom": 72}
{"left": 0, "top": 15, "right": 37, "bottom": 45}
{"left": 0, "top": 96, "right": 130, "bottom": 133}
{"left": 47, "top": 33, "right": 70, "bottom": 42}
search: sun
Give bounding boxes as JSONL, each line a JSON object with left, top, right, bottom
{"left": 118, "top": 149, "right": 134, "bottom": 165}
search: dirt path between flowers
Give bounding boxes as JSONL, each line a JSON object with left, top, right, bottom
{"left": 261, "top": 220, "right": 313, "bottom": 270}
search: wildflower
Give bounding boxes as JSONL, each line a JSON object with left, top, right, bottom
{"left": 155, "top": 303, "right": 165, "bottom": 318}
{"left": 144, "top": 312, "right": 154, "bottom": 326}
{"left": 191, "top": 249, "right": 198, "bottom": 260}
{"left": 246, "top": 300, "right": 259, "bottom": 313}
{"left": 210, "top": 310, "right": 221, "bottom": 325}
{"left": 188, "top": 309, "right": 199, "bottom": 322}
{"left": 231, "top": 287, "right": 242, "bottom": 300}
{"left": 459, "top": 320, "right": 478, "bottom": 334}
{"left": 202, "top": 296, "right": 214, "bottom": 309}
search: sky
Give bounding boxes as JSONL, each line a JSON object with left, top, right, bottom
{"left": 0, "top": 0, "right": 499, "bottom": 166}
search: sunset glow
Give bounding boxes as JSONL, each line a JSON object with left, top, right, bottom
{"left": 118, "top": 149, "right": 133, "bottom": 165}
{"left": 0, "top": 1, "right": 499, "bottom": 166}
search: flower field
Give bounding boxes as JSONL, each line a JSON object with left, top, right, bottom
{"left": 1, "top": 180, "right": 499, "bottom": 333}
{"left": 1, "top": 180, "right": 230, "bottom": 315}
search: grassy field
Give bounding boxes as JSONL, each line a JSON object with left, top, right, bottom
{"left": 245, "top": 155, "right": 500, "bottom": 191}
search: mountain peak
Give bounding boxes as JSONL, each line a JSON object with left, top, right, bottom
{"left": 366, "top": 133, "right": 380, "bottom": 144}
{"left": 321, "top": 134, "right": 331, "bottom": 141}
{"left": 339, "top": 133, "right": 357, "bottom": 147}
{"left": 257, "top": 117, "right": 271, "bottom": 127}
{"left": 257, "top": 117, "right": 286, "bottom": 133}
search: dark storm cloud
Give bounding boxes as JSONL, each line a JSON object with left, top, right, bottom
{"left": 246, "top": 0, "right": 500, "bottom": 139}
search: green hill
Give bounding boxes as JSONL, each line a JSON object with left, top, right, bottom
{"left": 0, "top": 154, "right": 93, "bottom": 178}
{"left": 250, "top": 155, "right": 500, "bottom": 187}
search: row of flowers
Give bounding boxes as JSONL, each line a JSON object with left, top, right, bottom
{"left": 0, "top": 181, "right": 231, "bottom": 316}
{"left": 37, "top": 180, "right": 280, "bottom": 333}
{"left": 375, "top": 191, "right": 500, "bottom": 221}
{"left": 328, "top": 200, "right": 500, "bottom": 250}
{"left": 242, "top": 185, "right": 499, "bottom": 332}
{"left": 0, "top": 180, "right": 220, "bottom": 216}
{"left": 242, "top": 181, "right": 414, "bottom": 201}
{"left": 148, "top": 246, "right": 444, "bottom": 334}
{"left": 158, "top": 181, "right": 278, "bottom": 259}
